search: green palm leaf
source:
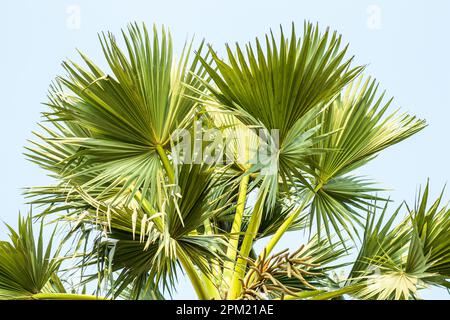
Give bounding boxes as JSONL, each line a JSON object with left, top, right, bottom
{"left": 201, "top": 22, "right": 363, "bottom": 206}
{"left": 0, "top": 214, "right": 61, "bottom": 299}
{"left": 409, "top": 182, "right": 450, "bottom": 286}
{"left": 305, "top": 76, "right": 426, "bottom": 241}
{"left": 29, "top": 23, "right": 209, "bottom": 207}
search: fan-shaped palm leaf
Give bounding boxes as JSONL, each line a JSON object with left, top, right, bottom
{"left": 73, "top": 164, "right": 230, "bottom": 298}
{"left": 0, "top": 214, "right": 104, "bottom": 300}
{"left": 348, "top": 183, "right": 450, "bottom": 299}
{"left": 302, "top": 76, "right": 426, "bottom": 241}
{"left": 30, "top": 23, "right": 209, "bottom": 208}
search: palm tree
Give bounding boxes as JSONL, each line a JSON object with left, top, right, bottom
{"left": 2, "top": 22, "right": 448, "bottom": 300}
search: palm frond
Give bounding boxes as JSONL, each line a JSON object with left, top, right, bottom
{"left": 28, "top": 23, "right": 209, "bottom": 207}
{"left": 304, "top": 76, "right": 426, "bottom": 242}
{"left": 201, "top": 22, "right": 362, "bottom": 140}
{"left": 0, "top": 214, "right": 61, "bottom": 299}
{"left": 200, "top": 22, "right": 363, "bottom": 209}
{"left": 76, "top": 164, "right": 229, "bottom": 297}
{"left": 409, "top": 182, "right": 450, "bottom": 286}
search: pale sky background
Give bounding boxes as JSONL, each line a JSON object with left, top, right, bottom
{"left": 0, "top": 0, "right": 449, "bottom": 299}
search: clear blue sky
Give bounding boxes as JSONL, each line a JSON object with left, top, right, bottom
{"left": 1, "top": 0, "right": 449, "bottom": 299}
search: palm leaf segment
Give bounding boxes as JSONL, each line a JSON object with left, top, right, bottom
{"left": 305, "top": 77, "right": 426, "bottom": 241}
{"left": 78, "top": 164, "right": 229, "bottom": 298}
{"left": 33, "top": 23, "right": 208, "bottom": 205}
{"left": 202, "top": 22, "right": 362, "bottom": 204}
{"left": 201, "top": 22, "right": 425, "bottom": 243}
{"left": 0, "top": 214, "right": 106, "bottom": 300}
{"left": 0, "top": 214, "right": 110, "bottom": 300}
{"left": 0, "top": 214, "right": 61, "bottom": 299}
{"left": 347, "top": 182, "right": 450, "bottom": 299}
{"left": 26, "top": 24, "right": 223, "bottom": 298}
{"left": 410, "top": 183, "right": 450, "bottom": 286}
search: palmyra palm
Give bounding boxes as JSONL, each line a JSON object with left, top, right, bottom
{"left": 1, "top": 22, "right": 449, "bottom": 300}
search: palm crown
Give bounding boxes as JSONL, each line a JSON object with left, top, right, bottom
{"left": 1, "top": 22, "right": 448, "bottom": 300}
